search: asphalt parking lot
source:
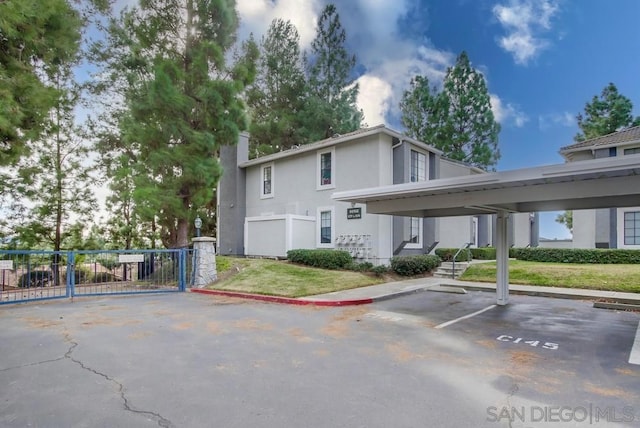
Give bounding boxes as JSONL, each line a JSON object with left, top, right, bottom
{"left": 1, "top": 291, "right": 638, "bottom": 427}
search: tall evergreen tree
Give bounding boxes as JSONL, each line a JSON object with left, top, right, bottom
{"left": 574, "top": 82, "right": 640, "bottom": 142}
{"left": 247, "top": 19, "right": 306, "bottom": 157}
{"left": 303, "top": 4, "right": 363, "bottom": 141}
{"left": 400, "top": 75, "right": 450, "bottom": 149}
{"left": 443, "top": 52, "right": 500, "bottom": 170}
{"left": 99, "top": 0, "right": 257, "bottom": 248}
{"left": 8, "top": 65, "right": 97, "bottom": 284}
{"left": 400, "top": 51, "right": 501, "bottom": 171}
{"left": 0, "top": 0, "right": 82, "bottom": 166}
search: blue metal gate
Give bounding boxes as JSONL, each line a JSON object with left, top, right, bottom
{"left": 0, "top": 249, "right": 188, "bottom": 305}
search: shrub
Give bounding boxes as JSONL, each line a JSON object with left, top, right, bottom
{"left": 92, "top": 272, "right": 121, "bottom": 283}
{"left": 390, "top": 255, "right": 440, "bottom": 276}
{"left": 74, "top": 267, "right": 90, "bottom": 284}
{"left": 96, "top": 255, "right": 120, "bottom": 271}
{"left": 509, "top": 247, "right": 640, "bottom": 264}
{"left": 18, "top": 270, "right": 53, "bottom": 288}
{"left": 371, "top": 265, "right": 388, "bottom": 277}
{"left": 435, "top": 248, "right": 472, "bottom": 262}
{"left": 470, "top": 247, "right": 496, "bottom": 260}
{"left": 345, "top": 261, "right": 374, "bottom": 272}
{"left": 287, "top": 249, "right": 352, "bottom": 270}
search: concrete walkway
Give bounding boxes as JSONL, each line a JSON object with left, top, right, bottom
{"left": 191, "top": 277, "right": 640, "bottom": 306}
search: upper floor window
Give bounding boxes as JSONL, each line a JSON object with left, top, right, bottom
{"left": 260, "top": 163, "right": 274, "bottom": 199}
{"left": 624, "top": 211, "right": 640, "bottom": 245}
{"left": 624, "top": 147, "right": 640, "bottom": 156}
{"left": 411, "top": 150, "right": 427, "bottom": 182}
{"left": 317, "top": 148, "right": 336, "bottom": 189}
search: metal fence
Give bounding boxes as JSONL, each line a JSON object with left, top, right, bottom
{"left": 0, "top": 249, "right": 188, "bottom": 305}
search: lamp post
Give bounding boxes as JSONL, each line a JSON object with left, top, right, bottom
{"left": 194, "top": 215, "right": 202, "bottom": 237}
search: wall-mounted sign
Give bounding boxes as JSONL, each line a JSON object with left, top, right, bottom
{"left": 347, "top": 207, "right": 362, "bottom": 219}
{"left": 0, "top": 260, "right": 13, "bottom": 270}
{"left": 118, "top": 254, "right": 145, "bottom": 263}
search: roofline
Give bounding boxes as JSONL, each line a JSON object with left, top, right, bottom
{"left": 332, "top": 155, "right": 640, "bottom": 203}
{"left": 560, "top": 137, "right": 640, "bottom": 155}
{"left": 238, "top": 125, "right": 443, "bottom": 168}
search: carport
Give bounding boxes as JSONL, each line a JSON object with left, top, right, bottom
{"left": 333, "top": 156, "right": 640, "bottom": 305}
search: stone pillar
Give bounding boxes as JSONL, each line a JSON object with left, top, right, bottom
{"left": 192, "top": 237, "right": 217, "bottom": 288}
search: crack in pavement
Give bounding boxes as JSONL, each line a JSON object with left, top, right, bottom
{"left": 0, "top": 356, "right": 66, "bottom": 373}
{"left": 61, "top": 332, "right": 175, "bottom": 428}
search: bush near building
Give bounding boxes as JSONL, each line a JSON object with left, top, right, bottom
{"left": 390, "top": 255, "right": 441, "bottom": 276}
{"left": 435, "top": 248, "right": 472, "bottom": 262}
{"left": 509, "top": 248, "right": 640, "bottom": 264}
{"left": 286, "top": 249, "right": 353, "bottom": 270}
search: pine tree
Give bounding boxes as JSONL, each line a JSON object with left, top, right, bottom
{"left": 400, "top": 76, "right": 450, "bottom": 148}
{"left": 247, "top": 19, "right": 306, "bottom": 157}
{"left": 400, "top": 52, "right": 501, "bottom": 171}
{"left": 99, "top": 0, "right": 258, "bottom": 248}
{"left": 0, "top": 0, "right": 82, "bottom": 166}
{"left": 443, "top": 52, "right": 500, "bottom": 170}
{"left": 304, "top": 4, "right": 363, "bottom": 141}
{"left": 575, "top": 82, "right": 640, "bottom": 142}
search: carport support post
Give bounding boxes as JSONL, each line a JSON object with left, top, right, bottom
{"left": 496, "top": 211, "right": 509, "bottom": 306}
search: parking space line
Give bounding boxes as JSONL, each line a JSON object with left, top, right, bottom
{"left": 630, "top": 321, "right": 640, "bottom": 365}
{"left": 434, "top": 305, "right": 497, "bottom": 329}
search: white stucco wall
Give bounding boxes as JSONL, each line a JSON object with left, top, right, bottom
{"left": 243, "top": 134, "right": 397, "bottom": 261}
{"left": 572, "top": 209, "right": 595, "bottom": 248}
{"left": 512, "top": 213, "right": 532, "bottom": 247}
{"left": 245, "top": 216, "right": 287, "bottom": 257}
{"left": 437, "top": 217, "right": 473, "bottom": 248}
{"left": 539, "top": 239, "right": 573, "bottom": 249}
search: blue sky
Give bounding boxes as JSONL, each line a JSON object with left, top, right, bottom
{"left": 237, "top": 0, "right": 640, "bottom": 239}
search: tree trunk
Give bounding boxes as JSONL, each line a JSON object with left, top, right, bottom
{"left": 176, "top": 217, "right": 189, "bottom": 248}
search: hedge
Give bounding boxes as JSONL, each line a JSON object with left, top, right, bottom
{"left": 434, "top": 248, "right": 472, "bottom": 262}
{"left": 470, "top": 247, "right": 497, "bottom": 260}
{"left": 390, "top": 255, "right": 441, "bottom": 276}
{"left": 286, "top": 249, "right": 352, "bottom": 270}
{"left": 509, "top": 247, "right": 640, "bottom": 264}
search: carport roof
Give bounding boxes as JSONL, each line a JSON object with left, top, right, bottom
{"left": 333, "top": 155, "right": 640, "bottom": 217}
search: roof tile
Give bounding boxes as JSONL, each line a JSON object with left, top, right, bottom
{"left": 560, "top": 126, "right": 640, "bottom": 152}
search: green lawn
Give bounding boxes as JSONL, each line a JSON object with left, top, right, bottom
{"left": 461, "top": 260, "right": 640, "bottom": 293}
{"left": 210, "top": 257, "right": 384, "bottom": 298}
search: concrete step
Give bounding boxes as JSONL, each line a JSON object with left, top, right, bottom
{"left": 433, "top": 261, "right": 471, "bottom": 279}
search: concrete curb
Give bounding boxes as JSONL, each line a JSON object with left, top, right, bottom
{"left": 190, "top": 286, "right": 433, "bottom": 306}
{"left": 189, "top": 288, "right": 373, "bottom": 306}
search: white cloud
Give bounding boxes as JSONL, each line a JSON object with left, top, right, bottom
{"left": 237, "top": 0, "right": 455, "bottom": 129}
{"left": 490, "top": 94, "right": 529, "bottom": 127}
{"left": 236, "top": 0, "right": 320, "bottom": 48}
{"left": 355, "top": 75, "right": 393, "bottom": 126}
{"left": 492, "top": 0, "right": 560, "bottom": 65}
{"left": 538, "top": 111, "right": 575, "bottom": 130}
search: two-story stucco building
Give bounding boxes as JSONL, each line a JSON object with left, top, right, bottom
{"left": 217, "top": 125, "right": 536, "bottom": 264}
{"left": 560, "top": 125, "right": 640, "bottom": 249}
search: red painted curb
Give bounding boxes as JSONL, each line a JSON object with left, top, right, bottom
{"left": 189, "top": 288, "right": 373, "bottom": 306}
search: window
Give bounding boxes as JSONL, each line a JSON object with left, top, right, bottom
{"left": 624, "top": 147, "right": 640, "bottom": 156}
{"left": 317, "top": 206, "right": 335, "bottom": 247}
{"left": 624, "top": 211, "right": 640, "bottom": 245}
{"left": 320, "top": 211, "right": 332, "bottom": 244}
{"left": 405, "top": 217, "right": 422, "bottom": 249}
{"left": 317, "top": 148, "right": 336, "bottom": 189}
{"left": 260, "top": 163, "right": 274, "bottom": 199}
{"left": 410, "top": 150, "right": 427, "bottom": 182}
